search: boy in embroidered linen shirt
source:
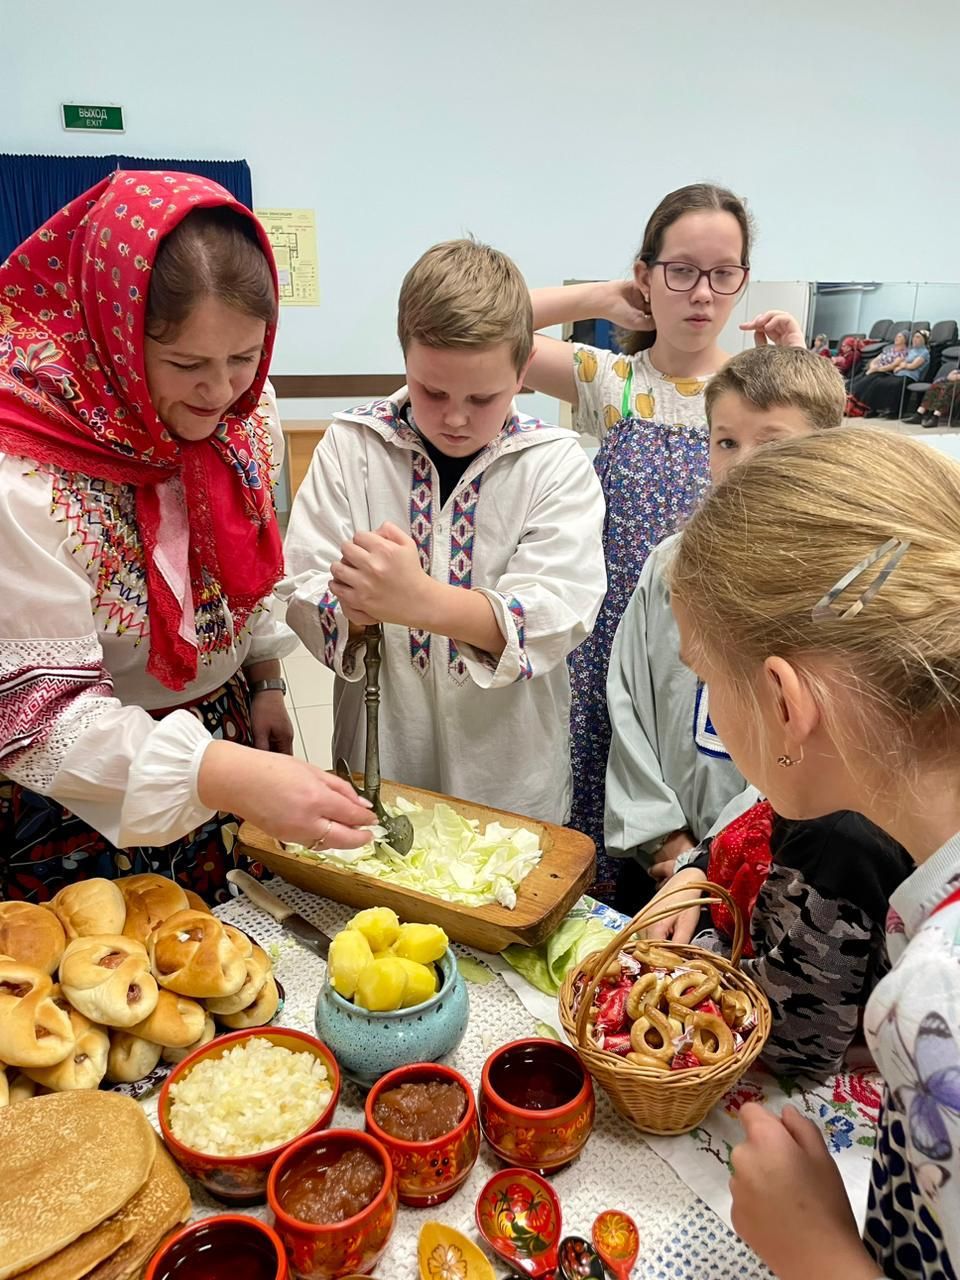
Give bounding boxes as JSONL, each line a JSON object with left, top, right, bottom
{"left": 280, "top": 240, "right": 606, "bottom": 825}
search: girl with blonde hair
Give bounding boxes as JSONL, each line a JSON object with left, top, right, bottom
{"left": 670, "top": 426, "right": 960, "bottom": 1279}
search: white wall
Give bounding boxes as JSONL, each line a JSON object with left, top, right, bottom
{"left": 6, "top": 0, "right": 960, "bottom": 403}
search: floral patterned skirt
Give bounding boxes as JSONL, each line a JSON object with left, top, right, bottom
{"left": 0, "top": 672, "right": 261, "bottom": 904}
{"left": 568, "top": 416, "right": 710, "bottom": 906}
{"left": 921, "top": 378, "right": 960, "bottom": 422}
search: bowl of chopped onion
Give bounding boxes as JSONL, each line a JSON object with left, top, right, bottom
{"left": 158, "top": 1027, "right": 341, "bottom": 1203}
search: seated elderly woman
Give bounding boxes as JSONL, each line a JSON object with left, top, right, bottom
{"left": 904, "top": 365, "right": 960, "bottom": 428}
{"left": 847, "top": 330, "right": 930, "bottom": 418}
{"left": 832, "top": 334, "right": 868, "bottom": 377}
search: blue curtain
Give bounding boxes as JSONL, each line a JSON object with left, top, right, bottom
{"left": 0, "top": 154, "right": 253, "bottom": 262}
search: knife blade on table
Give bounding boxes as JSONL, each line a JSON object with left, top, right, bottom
{"left": 226, "top": 869, "right": 333, "bottom": 960}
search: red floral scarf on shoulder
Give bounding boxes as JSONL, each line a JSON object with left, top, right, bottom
{"left": 706, "top": 799, "right": 776, "bottom": 956}
{"left": 0, "top": 170, "right": 282, "bottom": 691}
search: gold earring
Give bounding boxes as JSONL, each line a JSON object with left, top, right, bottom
{"left": 776, "top": 748, "right": 804, "bottom": 768}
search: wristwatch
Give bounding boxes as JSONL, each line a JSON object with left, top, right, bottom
{"left": 249, "top": 678, "right": 287, "bottom": 697}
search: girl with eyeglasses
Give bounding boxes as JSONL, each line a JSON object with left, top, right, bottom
{"left": 526, "top": 183, "right": 804, "bottom": 903}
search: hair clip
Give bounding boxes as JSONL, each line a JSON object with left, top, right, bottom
{"left": 811, "top": 537, "right": 910, "bottom": 622}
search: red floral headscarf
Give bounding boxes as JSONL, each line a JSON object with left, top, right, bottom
{"left": 0, "top": 170, "right": 283, "bottom": 691}
{"left": 706, "top": 800, "right": 775, "bottom": 956}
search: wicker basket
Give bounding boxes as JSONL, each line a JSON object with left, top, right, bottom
{"left": 558, "top": 881, "right": 771, "bottom": 1135}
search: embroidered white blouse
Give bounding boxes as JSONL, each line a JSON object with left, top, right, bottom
{"left": 279, "top": 392, "right": 606, "bottom": 825}
{"left": 0, "top": 390, "right": 296, "bottom": 848}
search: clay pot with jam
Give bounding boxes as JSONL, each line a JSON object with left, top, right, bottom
{"left": 268, "top": 1129, "right": 397, "bottom": 1280}
{"left": 364, "top": 1061, "right": 480, "bottom": 1207}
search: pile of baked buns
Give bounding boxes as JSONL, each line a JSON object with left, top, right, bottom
{"left": 0, "top": 874, "right": 278, "bottom": 1100}
{"left": 0, "top": 1090, "right": 190, "bottom": 1280}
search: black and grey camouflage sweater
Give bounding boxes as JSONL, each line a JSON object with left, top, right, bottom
{"left": 689, "top": 811, "right": 912, "bottom": 1078}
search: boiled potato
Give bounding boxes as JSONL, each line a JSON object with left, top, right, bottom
{"left": 328, "top": 928, "right": 374, "bottom": 999}
{"left": 395, "top": 957, "right": 438, "bottom": 1008}
{"left": 393, "top": 922, "right": 447, "bottom": 965}
{"left": 354, "top": 957, "right": 408, "bottom": 1012}
{"left": 348, "top": 907, "right": 401, "bottom": 953}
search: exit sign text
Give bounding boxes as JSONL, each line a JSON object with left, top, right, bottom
{"left": 61, "top": 104, "right": 124, "bottom": 132}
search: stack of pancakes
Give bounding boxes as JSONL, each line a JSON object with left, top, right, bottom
{"left": 0, "top": 1091, "right": 190, "bottom": 1280}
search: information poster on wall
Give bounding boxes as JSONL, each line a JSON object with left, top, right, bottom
{"left": 254, "top": 208, "right": 319, "bottom": 306}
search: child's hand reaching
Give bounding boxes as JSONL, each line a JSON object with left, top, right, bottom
{"left": 332, "top": 522, "right": 433, "bottom": 628}
{"left": 640, "top": 867, "right": 706, "bottom": 942}
{"left": 740, "top": 310, "right": 806, "bottom": 349}
{"left": 649, "top": 829, "right": 696, "bottom": 882}
{"left": 730, "top": 1104, "right": 879, "bottom": 1280}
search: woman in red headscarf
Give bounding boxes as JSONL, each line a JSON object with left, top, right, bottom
{"left": 0, "top": 171, "right": 372, "bottom": 901}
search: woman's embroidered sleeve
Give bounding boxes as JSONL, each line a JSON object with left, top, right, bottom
{"left": 0, "top": 460, "right": 216, "bottom": 846}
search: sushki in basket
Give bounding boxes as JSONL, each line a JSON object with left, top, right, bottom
{"left": 574, "top": 935, "right": 756, "bottom": 1071}
{"left": 558, "top": 882, "right": 771, "bottom": 1134}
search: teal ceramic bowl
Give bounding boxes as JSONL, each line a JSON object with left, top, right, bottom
{"left": 314, "top": 948, "right": 469, "bottom": 1089}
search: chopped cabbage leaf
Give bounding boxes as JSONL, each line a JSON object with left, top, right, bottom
{"left": 285, "top": 799, "right": 541, "bottom": 910}
{"left": 501, "top": 916, "right": 617, "bottom": 995}
{"left": 456, "top": 955, "right": 496, "bottom": 985}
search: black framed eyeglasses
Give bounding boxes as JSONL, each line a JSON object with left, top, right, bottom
{"left": 650, "top": 261, "right": 749, "bottom": 295}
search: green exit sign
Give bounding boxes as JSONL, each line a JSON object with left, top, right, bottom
{"left": 61, "top": 103, "right": 124, "bottom": 132}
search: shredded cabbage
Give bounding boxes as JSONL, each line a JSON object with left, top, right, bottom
{"left": 285, "top": 797, "right": 542, "bottom": 910}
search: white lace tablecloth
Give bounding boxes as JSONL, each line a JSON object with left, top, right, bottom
{"left": 142, "top": 881, "right": 772, "bottom": 1280}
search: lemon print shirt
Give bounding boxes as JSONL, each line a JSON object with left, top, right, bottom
{"left": 572, "top": 345, "right": 709, "bottom": 439}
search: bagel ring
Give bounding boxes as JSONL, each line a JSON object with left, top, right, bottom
{"left": 626, "top": 973, "right": 667, "bottom": 1021}
{"left": 667, "top": 999, "right": 694, "bottom": 1025}
{"left": 626, "top": 1050, "right": 670, "bottom": 1071}
{"left": 721, "top": 989, "right": 753, "bottom": 1029}
{"left": 690, "top": 1011, "right": 735, "bottom": 1066}
{"left": 686, "top": 957, "right": 723, "bottom": 982}
{"left": 667, "top": 971, "right": 718, "bottom": 1008}
{"left": 635, "top": 945, "right": 684, "bottom": 971}
{"left": 629, "top": 1005, "right": 676, "bottom": 1061}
